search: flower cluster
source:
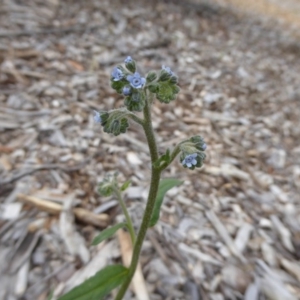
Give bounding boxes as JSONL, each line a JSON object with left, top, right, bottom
{"left": 181, "top": 153, "right": 198, "bottom": 168}
{"left": 94, "top": 57, "right": 207, "bottom": 171}
{"left": 109, "top": 57, "right": 147, "bottom": 112}
{"left": 93, "top": 110, "right": 129, "bottom": 136}
{"left": 110, "top": 57, "right": 180, "bottom": 111}
{"left": 180, "top": 136, "right": 207, "bottom": 170}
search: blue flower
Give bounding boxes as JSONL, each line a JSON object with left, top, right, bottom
{"left": 162, "top": 65, "right": 175, "bottom": 77}
{"left": 93, "top": 110, "right": 102, "bottom": 123}
{"left": 202, "top": 143, "right": 207, "bottom": 151}
{"left": 125, "top": 56, "right": 133, "bottom": 64}
{"left": 111, "top": 67, "right": 124, "bottom": 81}
{"left": 127, "top": 72, "right": 146, "bottom": 89}
{"left": 182, "top": 153, "right": 197, "bottom": 168}
{"left": 123, "top": 86, "right": 131, "bottom": 96}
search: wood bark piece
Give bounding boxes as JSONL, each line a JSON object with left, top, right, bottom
{"left": 270, "top": 215, "right": 295, "bottom": 253}
{"left": 234, "top": 223, "right": 253, "bottom": 253}
{"left": 59, "top": 197, "right": 90, "bottom": 264}
{"left": 117, "top": 229, "right": 149, "bottom": 300}
{"left": 206, "top": 210, "right": 246, "bottom": 263}
{"left": 178, "top": 243, "right": 222, "bottom": 266}
{"left": 15, "top": 260, "right": 30, "bottom": 296}
{"left": 17, "top": 194, "right": 109, "bottom": 228}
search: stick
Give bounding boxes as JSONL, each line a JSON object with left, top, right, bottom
{"left": 17, "top": 194, "right": 109, "bottom": 228}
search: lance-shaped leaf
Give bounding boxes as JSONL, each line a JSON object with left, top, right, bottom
{"left": 92, "top": 223, "right": 127, "bottom": 246}
{"left": 120, "top": 180, "right": 131, "bottom": 191}
{"left": 153, "top": 149, "right": 170, "bottom": 169}
{"left": 58, "top": 265, "right": 128, "bottom": 300}
{"left": 149, "top": 178, "right": 183, "bottom": 227}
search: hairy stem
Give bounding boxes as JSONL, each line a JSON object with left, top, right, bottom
{"left": 113, "top": 186, "right": 136, "bottom": 244}
{"left": 115, "top": 96, "right": 160, "bottom": 300}
{"left": 159, "top": 144, "right": 182, "bottom": 171}
{"left": 127, "top": 112, "right": 144, "bottom": 126}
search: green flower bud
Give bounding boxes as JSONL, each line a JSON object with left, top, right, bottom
{"left": 158, "top": 69, "right": 171, "bottom": 82}
{"left": 124, "top": 56, "right": 136, "bottom": 73}
{"left": 146, "top": 71, "right": 157, "bottom": 82}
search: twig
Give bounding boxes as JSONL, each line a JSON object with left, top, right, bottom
{"left": 17, "top": 194, "right": 109, "bottom": 228}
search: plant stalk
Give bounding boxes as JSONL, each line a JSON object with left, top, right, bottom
{"left": 113, "top": 186, "right": 136, "bottom": 244}
{"left": 115, "top": 96, "right": 160, "bottom": 300}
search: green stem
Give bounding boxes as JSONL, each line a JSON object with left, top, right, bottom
{"left": 127, "top": 112, "right": 144, "bottom": 126}
{"left": 159, "top": 144, "right": 182, "bottom": 171}
{"left": 113, "top": 186, "right": 136, "bottom": 244}
{"left": 115, "top": 95, "right": 160, "bottom": 300}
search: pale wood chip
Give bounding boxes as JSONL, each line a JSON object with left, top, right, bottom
{"left": 206, "top": 210, "right": 246, "bottom": 262}
{"left": 118, "top": 229, "right": 149, "bottom": 300}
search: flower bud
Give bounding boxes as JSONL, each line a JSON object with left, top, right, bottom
{"left": 146, "top": 71, "right": 157, "bottom": 82}
{"left": 124, "top": 56, "right": 136, "bottom": 73}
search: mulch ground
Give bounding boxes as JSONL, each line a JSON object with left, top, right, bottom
{"left": 0, "top": 0, "right": 300, "bottom": 299}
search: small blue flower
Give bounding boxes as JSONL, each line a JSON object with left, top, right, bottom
{"left": 125, "top": 56, "right": 133, "bottom": 64}
{"left": 93, "top": 110, "right": 102, "bottom": 123}
{"left": 123, "top": 86, "right": 131, "bottom": 96}
{"left": 127, "top": 72, "right": 146, "bottom": 89}
{"left": 202, "top": 143, "right": 207, "bottom": 151}
{"left": 111, "top": 67, "right": 124, "bottom": 81}
{"left": 182, "top": 153, "right": 197, "bottom": 168}
{"left": 162, "top": 65, "right": 175, "bottom": 77}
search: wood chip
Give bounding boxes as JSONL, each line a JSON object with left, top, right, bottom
{"left": 17, "top": 194, "right": 109, "bottom": 228}
{"left": 118, "top": 229, "right": 149, "bottom": 300}
{"left": 206, "top": 210, "right": 246, "bottom": 262}
{"left": 270, "top": 215, "right": 295, "bottom": 253}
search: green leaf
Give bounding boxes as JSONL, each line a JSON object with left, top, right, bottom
{"left": 120, "top": 180, "right": 131, "bottom": 191}
{"left": 58, "top": 265, "right": 128, "bottom": 300}
{"left": 156, "top": 82, "right": 180, "bottom": 104}
{"left": 147, "top": 83, "right": 158, "bottom": 93}
{"left": 153, "top": 149, "right": 170, "bottom": 169}
{"left": 92, "top": 223, "right": 127, "bottom": 245}
{"left": 149, "top": 178, "right": 183, "bottom": 227}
